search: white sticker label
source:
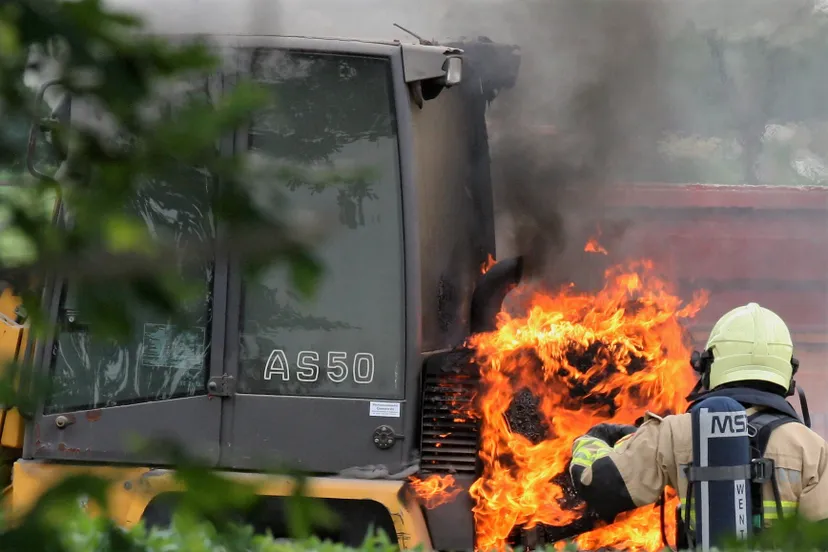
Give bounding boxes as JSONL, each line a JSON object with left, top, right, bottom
{"left": 369, "top": 401, "right": 401, "bottom": 418}
{"left": 142, "top": 323, "right": 205, "bottom": 370}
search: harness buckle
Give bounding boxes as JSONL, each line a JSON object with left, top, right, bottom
{"left": 751, "top": 458, "right": 775, "bottom": 483}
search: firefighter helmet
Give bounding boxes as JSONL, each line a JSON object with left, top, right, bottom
{"left": 705, "top": 303, "right": 794, "bottom": 391}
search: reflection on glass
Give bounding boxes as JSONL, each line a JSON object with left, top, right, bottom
{"left": 46, "top": 168, "right": 215, "bottom": 413}
{"left": 0, "top": 109, "right": 60, "bottom": 181}
{"left": 45, "top": 79, "right": 217, "bottom": 414}
{"left": 239, "top": 50, "right": 405, "bottom": 400}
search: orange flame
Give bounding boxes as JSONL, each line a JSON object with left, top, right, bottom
{"left": 481, "top": 254, "right": 497, "bottom": 274}
{"left": 584, "top": 238, "right": 608, "bottom": 255}
{"left": 409, "top": 474, "right": 463, "bottom": 509}
{"left": 462, "top": 259, "right": 708, "bottom": 551}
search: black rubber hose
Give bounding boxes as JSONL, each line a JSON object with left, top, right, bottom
{"left": 469, "top": 256, "right": 524, "bottom": 334}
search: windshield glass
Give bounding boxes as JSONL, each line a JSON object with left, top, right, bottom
{"left": 237, "top": 49, "right": 405, "bottom": 400}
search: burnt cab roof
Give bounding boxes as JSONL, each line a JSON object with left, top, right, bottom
{"left": 157, "top": 33, "right": 465, "bottom": 85}
{"left": 155, "top": 32, "right": 520, "bottom": 94}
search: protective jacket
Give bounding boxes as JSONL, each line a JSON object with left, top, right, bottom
{"left": 569, "top": 387, "right": 828, "bottom": 531}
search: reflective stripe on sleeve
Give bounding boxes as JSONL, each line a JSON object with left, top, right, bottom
{"left": 571, "top": 436, "right": 612, "bottom": 469}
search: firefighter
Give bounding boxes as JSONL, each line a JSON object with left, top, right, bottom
{"left": 568, "top": 302, "right": 828, "bottom": 541}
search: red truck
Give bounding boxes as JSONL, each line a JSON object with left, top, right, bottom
{"left": 597, "top": 182, "right": 828, "bottom": 435}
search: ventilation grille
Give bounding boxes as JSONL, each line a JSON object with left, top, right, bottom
{"left": 420, "top": 364, "right": 480, "bottom": 475}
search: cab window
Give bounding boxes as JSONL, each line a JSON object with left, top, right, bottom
{"left": 237, "top": 49, "right": 405, "bottom": 400}
{"left": 45, "top": 165, "right": 216, "bottom": 414}
{"left": 44, "top": 78, "right": 217, "bottom": 414}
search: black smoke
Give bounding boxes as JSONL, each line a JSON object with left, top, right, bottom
{"left": 483, "top": 0, "right": 674, "bottom": 292}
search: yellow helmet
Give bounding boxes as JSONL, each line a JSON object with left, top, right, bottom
{"left": 705, "top": 303, "right": 794, "bottom": 391}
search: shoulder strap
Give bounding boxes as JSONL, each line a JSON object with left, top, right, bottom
{"left": 747, "top": 411, "right": 799, "bottom": 527}
{"left": 749, "top": 411, "right": 798, "bottom": 457}
{"left": 693, "top": 388, "right": 802, "bottom": 421}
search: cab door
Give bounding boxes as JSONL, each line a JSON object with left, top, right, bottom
{"left": 216, "top": 37, "right": 417, "bottom": 473}
{"left": 24, "top": 67, "right": 230, "bottom": 466}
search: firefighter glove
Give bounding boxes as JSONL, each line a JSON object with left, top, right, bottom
{"left": 586, "top": 423, "right": 637, "bottom": 447}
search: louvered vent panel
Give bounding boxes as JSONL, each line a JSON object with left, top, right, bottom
{"left": 420, "top": 368, "right": 479, "bottom": 475}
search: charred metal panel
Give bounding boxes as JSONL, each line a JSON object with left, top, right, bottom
{"left": 423, "top": 474, "right": 477, "bottom": 551}
{"left": 410, "top": 38, "right": 520, "bottom": 352}
{"left": 410, "top": 86, "right": 481, "bottom": 352}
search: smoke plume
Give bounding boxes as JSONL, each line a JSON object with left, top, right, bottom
{"left": 106, "top": 0, "right": 821, "bottom": 289}
{"left": 477, "top": 0, "right": 673, "bottom": 289}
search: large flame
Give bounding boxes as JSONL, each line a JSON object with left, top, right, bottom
{"left": 466, "top": 258, "right": 708, "bottom": 551}
{"left": 409, "top": 248, "right": 710, "bottom": 551}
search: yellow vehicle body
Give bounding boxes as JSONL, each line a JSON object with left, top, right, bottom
{"left": 0, "top": 288, "right": 27, "bottom": 457}
{"left": 6, "top": 462, "right": 431, "bottom": 550}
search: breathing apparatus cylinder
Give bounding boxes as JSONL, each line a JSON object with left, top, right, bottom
{"left": 687, "top": 396, "right": 753, "bottom": 551}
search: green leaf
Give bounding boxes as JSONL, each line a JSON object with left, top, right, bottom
{"left": 288, "top": 249, "right": 323, "bottom": 300}
{"left": 0, "top": 19, "right": 19, "bottom": 57}
{"left": 103, "top": 214, "right": 151, "bottom": 253}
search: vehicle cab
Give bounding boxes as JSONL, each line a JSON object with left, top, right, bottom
{"left": 0, "top": 33, "right": 521, "bottom": 549}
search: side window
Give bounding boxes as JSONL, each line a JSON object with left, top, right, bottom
{"left": 0, "top": 111, "right": 61, "bottom": 264}
{"left": 237, "top": 49, "right": 405, "bottom": 400}
{"left": 44, "top": 79, "right": 218, "bottom": 414}
{"left": 0, "top": 113, "right": 32, "bottom": 177}
{"left": 0, "top": 111, "right": 59, "bottom": 181}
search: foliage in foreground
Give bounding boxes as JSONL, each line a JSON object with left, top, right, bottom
{"left": 0, "top": 0, "right": 323, "bottom": 345}
{"left": 9, "top": 501, "right": 401, "bottom": 552}
{"left": 7, "top": 500, "right": 828, "bottom": 552}
{"left": 2, "top": 469, "right": 827, "bottom": 552}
